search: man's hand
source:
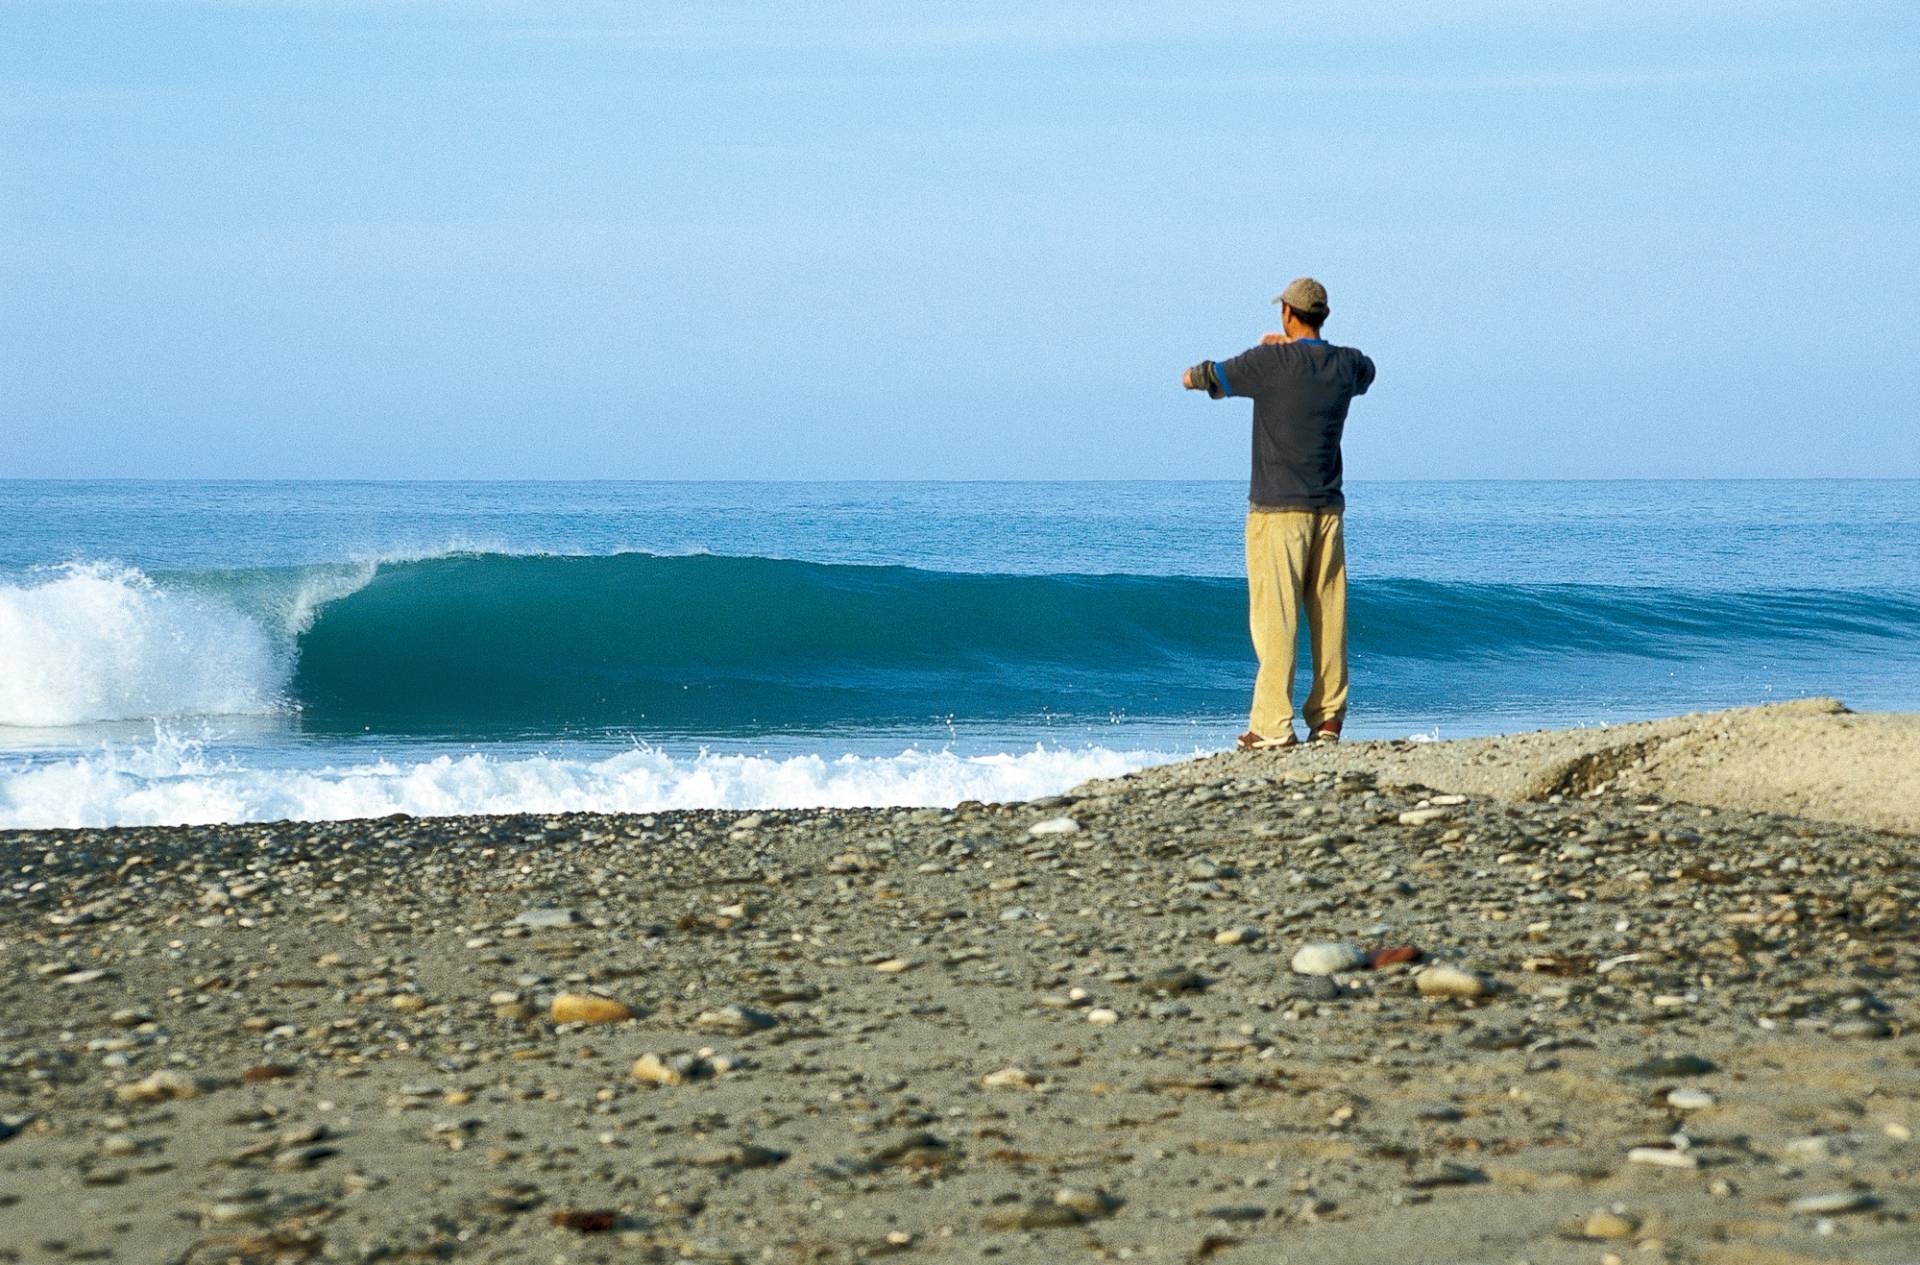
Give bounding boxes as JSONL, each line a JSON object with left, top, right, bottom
{"left": 1182, "top": 367, "right": 1196, "bottom": 389}
{"left": 1261, "top": 331, "right": 1293, "bottom": 346}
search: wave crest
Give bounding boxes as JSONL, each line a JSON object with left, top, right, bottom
{"left": 0, "top": 564, "right": 288, "bottom": 727}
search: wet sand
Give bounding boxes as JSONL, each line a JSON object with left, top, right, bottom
{"left": 2, "top": 699, "right": 1915, "bottom": 1263}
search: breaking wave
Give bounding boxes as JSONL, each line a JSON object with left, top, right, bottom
{"left": 3, "top": 551, "right": 1917, "bottom": 734}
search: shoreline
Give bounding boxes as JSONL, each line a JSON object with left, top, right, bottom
{"left": 3, "top": 700, "right": 1916, "bottom": 1262}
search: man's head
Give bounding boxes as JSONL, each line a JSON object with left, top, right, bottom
{"left": 1274, "top": 276, "right": 1330, "bottom": 338}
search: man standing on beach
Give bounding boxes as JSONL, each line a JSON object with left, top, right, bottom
{"left": 1183, "top": 278, "right": 1375, "bottom": 750}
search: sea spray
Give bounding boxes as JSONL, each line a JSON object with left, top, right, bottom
{"left": 0, "top": 564, "right": 286, "bottom": 727}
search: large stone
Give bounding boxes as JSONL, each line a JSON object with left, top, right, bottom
{"left": 1788, "top": 1191, "right": 1875, "bottom": 1216}
{"left": 695, "top": 1005, "right": 777, "bottom": 1035}
{"left": 1398, "top": 808, "right": 1452, "bottom": 826}
{"left": 1139, "top": 967, "right": 1208, "bottom": 995}
{"left": 1622, "top": 1053, "right": 1715, "bottom": 1078}
{"left": 272, "top": 1144, "right": 339, "bottom": 1172}
{"left": 1416, "top": 965, "right": 1493, "bottom": 998}
{"left": 1291, "top": 943, "right": 1366, "bottom": 976}
{"left": 115, "top": 1069, "right": 209, "bottom": 1103}
{"left": 981, "top": 1066, "right": 1037, "bottom": 1090}
{"left": 688, "top": 1143, "right": 787, "bottom": 1170}
{"left": 550, "top": 993, "right": 633, "bottom": 1025}
{"left": 632, "top": 1052, "right": 715, "bottom": 1086}
{"left": 511, "top": 907, "right": 582, "bottom": 930}
{"left": 1283, "top": 975, "right": 1341, "bottom": 1003}
{"left": 1627, "top": 1146, "right": 1697, "bottom": 1170}
{"left": 1581, "top": 1211, "right": 1638, "bottom": 1239}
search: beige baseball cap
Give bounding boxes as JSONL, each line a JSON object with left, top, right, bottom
{"left": 1273, "top": 277, "right": 1329, "bottom": 318}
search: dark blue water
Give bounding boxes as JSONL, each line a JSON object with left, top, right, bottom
{"left": 3, "top": 480, "right": 1916, "bottom": 827}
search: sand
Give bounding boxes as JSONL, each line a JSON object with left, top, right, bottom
{"left": 1237, "top": 698, "right": 1920, "bottom": 836}
{"left": 1, "top": 699, "right": 1915, "bottom": 1263}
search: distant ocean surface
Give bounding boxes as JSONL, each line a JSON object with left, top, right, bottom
{"left": 4, "top": 480, "right": 1917, "bottom": 829}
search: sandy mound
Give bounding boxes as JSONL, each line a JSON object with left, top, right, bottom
{"left": 1170, "top": 699, "right": 1920, "bottom": 835}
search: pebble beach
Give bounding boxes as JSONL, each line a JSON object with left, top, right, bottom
{"left": 3, "top": 700, "right": 1916, "bottom": 1264}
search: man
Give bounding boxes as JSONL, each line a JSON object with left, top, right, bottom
{"left": 1183, "top": 277, "right": 1375, "bottom": 750}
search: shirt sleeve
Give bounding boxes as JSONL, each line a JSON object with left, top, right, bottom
{"left": 1216, "top": 347, "right": 1268, "bottom": 399}
{"left": 1185, "top": 361, "right": 1226, "bottom": 397}
{"left": 1354, "top": 353, "right": 1376, "bottom": 396}
{"left": 1188, "top": 347, "right": 1267, "bottom": 400}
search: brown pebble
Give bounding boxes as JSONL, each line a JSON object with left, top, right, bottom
{"left": 242, "top": 1064, "right": 296, "bottom": 1083}
{"left": 551, "top": 1207, "right": 618, "bottom": 1232}
{"left": 1366, "top": 945, "right": 1424, "bottom": 968}
{"left": 550, "top": 993, "right": 633, "bottom": 1025}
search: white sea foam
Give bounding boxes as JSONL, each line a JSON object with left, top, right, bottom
{"left": 0, "top": 564, "right": 292, "bottom": 728}
{"left": 0, "top": 733, "right": 1182, "bottom": 829}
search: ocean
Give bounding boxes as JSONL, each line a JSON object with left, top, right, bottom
{"left": 3, "top": 479, "right": 1917, "bottom": 830}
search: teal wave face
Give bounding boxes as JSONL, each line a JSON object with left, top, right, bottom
{"left": 284, "top": 552, "right": 1920, "bottom": 737}
{"left": 291, "top": 553, "right": 1247, "bottom": 732}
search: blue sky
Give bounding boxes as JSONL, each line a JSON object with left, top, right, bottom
{"left": 2, "top": 2, "right": 1915, "bottom": 480}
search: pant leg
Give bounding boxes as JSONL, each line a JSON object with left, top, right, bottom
{"left": 1245, "top": 511, "right": 1309, "bottom": 738}
{"left": 1302, "top": 510, "right": 1350, "bottom": 728}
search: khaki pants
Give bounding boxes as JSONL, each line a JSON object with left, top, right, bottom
{"left": 1245, "top": 509, "right": 1349, "bottom": 738}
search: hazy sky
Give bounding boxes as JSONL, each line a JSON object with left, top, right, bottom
{"left": 3, "top": 2, "right": 1915, "bottom": 480}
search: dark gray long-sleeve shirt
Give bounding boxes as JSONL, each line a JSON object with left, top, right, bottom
{"left": 1188, "top": 340, "right": 1375, "bottom": 510}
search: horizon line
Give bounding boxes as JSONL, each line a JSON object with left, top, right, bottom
{"left": 3, "top": 475, "right": 1918, "bottom": 487}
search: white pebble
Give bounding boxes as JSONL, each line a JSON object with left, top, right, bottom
{"left": 1290, "top": 943, "right": 1366, "bottom": 976}
{"left": 980, "top": 1066, "right": 1037, "bottom": 1089}
{"left": 1627, "top": 1147, "right": 1698, "bottom": 1170}
{"left": 1789, "top": 1191, "right": 1873, "bottom": 1216}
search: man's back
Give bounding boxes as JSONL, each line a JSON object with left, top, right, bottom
{"left": 1210, "top": 340, "right": 1374, "bottom": 510}
{"left": 1183, "top": 277, "right": 1372, "bottom": 749}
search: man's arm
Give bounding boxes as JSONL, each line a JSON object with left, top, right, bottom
{"left": 1182, "top": 347, "right": 1266, "bottom": 400}
{"left": 1182, "top": 361, "right": 1227, "bottom": 397}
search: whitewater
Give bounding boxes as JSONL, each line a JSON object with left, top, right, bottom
{"left": 0, "top": 729, "right": 1174, "bottom": 831}
{"left": 4, "top": 479, "right": 1917, "bottom": 829}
